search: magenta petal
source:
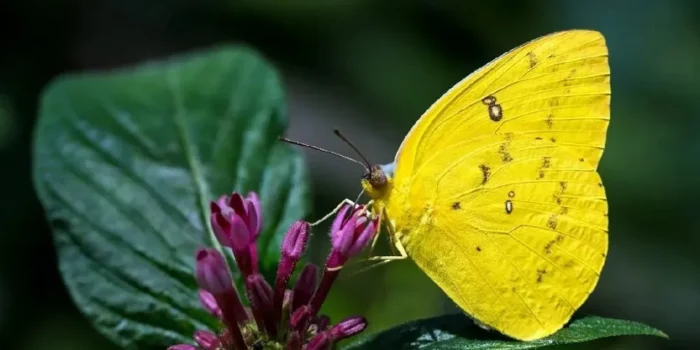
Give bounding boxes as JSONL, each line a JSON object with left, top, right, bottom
{"left": 249, "top": 244, "right": 259, "bottom": 275}
{"left": 329, "top": 316, "right": 368, "bottom": 340}
{"left": 330, "top": 205, "right": 351, "bottom": 240}
{"left": 332, "top": 213, "right": 358, "bottom": 255}
{"left": 167, "top": 345, "right": 197, "bottom": 350}
{"left": 246, "top": 274, "right": 277, "bottom": 336}
{"left": 307, "top": 331, "right": 332, "bottom": 350}
{"left": 229, "top": 214, "right": 251, "bottom": 251}
{"left": 211, "top": 213, "right": 233, "bottom": 248}
{"left": 210, "top": 201, "right": 222, "bottom": 215}
{"left": 246, "top": 192, "right": 262, "bottom": 237}
{"left": 198, "top": 290, "right": 222, "bottom": 320}
{"left": 347, "top": 218, "right": 378, "bottom": 256}
{"left": 290, "top": 305, "right": 313, "bottom": 331}
{"left": 215, "top": 195, "right": 229, "bottom": 209}
{"left": 194, "top": 330, "right": 219, "bottom": 349}
{"left": 195, "top": 249, "right": 232, "bottom": 294}
{"left": 228, "top": 192, "right": 248, "bottom": 219}
{"left": 246, "top": 200, "right": 260, "bottom": 239}
{"left": 292, "top": 264, "right": 317, "bottom": 311}
{"left": 282, "top": 221, "right": 310, "bottom": 259}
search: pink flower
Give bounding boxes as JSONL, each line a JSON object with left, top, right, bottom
{"left": 210, "top": 192, "right": 263, "bottom": 278}
{"left": 308, "top": 204, "right": 378, "bottom": 314}
{"left": 330, "top": 204, "right": 378, "bottom": 259}
{"left": 168, "top": 192, "right": 371, "bottom": 350}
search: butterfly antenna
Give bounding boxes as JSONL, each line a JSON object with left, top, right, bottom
{"left": 278, "top": 136, "right": 369, "bottom": 171}
{"left": 333, "top": 129, "right": 372, "bottom": 169}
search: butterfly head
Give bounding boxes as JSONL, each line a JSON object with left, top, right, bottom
{"left": 361, "top": 163, "right": 393, "bottom": 199}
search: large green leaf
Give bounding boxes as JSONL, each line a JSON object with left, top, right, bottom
{"left": 347, "top": 314, "right": 667, "bottom": 349}
{"left": 32, "top": 46, "right": 309, "bottom": 348}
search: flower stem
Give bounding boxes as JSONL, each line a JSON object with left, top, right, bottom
{"left": 308, "top": 251, "right": 344, "bottom": 315}
{"left": 214, "top": 293, "right": 248, "bottom": 350}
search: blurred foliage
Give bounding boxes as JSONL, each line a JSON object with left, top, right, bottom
{"left": 33, "top": 46, "right": 309, "bottom": 348}
{"left": 0, "top": 0, "right": 697, "bottom": 349}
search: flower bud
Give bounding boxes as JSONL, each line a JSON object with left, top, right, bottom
{"left": 246, "top": 273, "right": 277, "bottom": 336}
{"left": 245, "top": 192, "right": 263, "bottom": 239}
{"left": 308, "top": 205, "right": 378, "bottom": 315}
{"left": 282, "top": 221, "right": 310, "bottom": 260}
{"left": 194, "top": 249, "right": 247, "bottom": 350}
{"left": 330, "top": 205, "right": 378, "bottom": 259}
{"left": 210, "top": 191, "right": 263, "bottom": 278}
{"left": 210, "top": 199, "right": 251, "bottom": 251}
{"left": 273, "top": 221, "right": 311, "bottom": 327}
{"left": 329, "top": 316, "right": 368, "bottom": 340}
{"left": 292, "top": 264, "right": 318, "bottom": 311}
{"left": 306, "top": 331, "right": 332, "bottom": 350}
{"left": 198, "top": 290, "right": 222, "bottom": 320}
{"left": 290, "top": 305, "right": 313, "bottom": 331}
{"left": 167, "top": 345, "right": 197, "bottom": 350}
{"left": 194, "top": 330, "right": 219, "bottom": 349}
{"left": 195, "top": 249, "right": 232, "bottom": 294}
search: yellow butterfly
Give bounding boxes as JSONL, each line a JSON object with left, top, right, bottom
{"left": 296, "top": 29, "right": 609, "bottom": 341}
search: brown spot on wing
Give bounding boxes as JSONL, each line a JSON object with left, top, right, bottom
{"left": 546, "top": 113, "right": 554, "bottom": 128}
{"left": 563, "top": 69, "right": 578, "bottom": 86}
{"left": 498, "top": 143, "right": 513, "bottom": 163}
{"left": 482, "top": 95, "right": 497, "bottom": 105}
{"left": 544, "top": 235, "right": 564, "bottom": 255}
{"left": 479, "top": 164, "right": 491, "bottom": 184}
{"left": 547, "top": 214, "right": 558, "bottom": 229}
{"left": 536, "top": 269, "right": 547, "bottom": 283}
{"left": 527, "top": 52, "right": 538, "bottom": 68}
{"left": 559, "top": 181, "right": 568, "bottom": 193}
{"left": 488, "top": 104, "right": 503, "bottom": 122}
{"left": 476, "top": 246, "right": 482, "bottom": 252}
{"left": 508, "top": 191, "right": 515, "bottom": 198}
{"left": 451, "top": 201, "right": 461, "bottom": 210}
{"left": 505, "top": 200, "right": 513, "bottom": 214}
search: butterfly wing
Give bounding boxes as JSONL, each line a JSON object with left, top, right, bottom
{"left": 388, "top": 30, "right": 609, "bottom": 340}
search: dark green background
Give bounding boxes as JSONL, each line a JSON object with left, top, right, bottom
{"left": 0, "top": 1, "right": 693, "bottom": 349}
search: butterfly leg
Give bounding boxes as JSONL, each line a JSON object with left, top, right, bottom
{"left": 367, "top": 207, "right": 384, "bottom": 258}
{"left": 309, "top": 198, "right": 358, "bottom": 226}
{"left": 368, "top": 237, "right": 408, "bottom": 261}
{"left": 348, "top": 239, "right": 408, "bottom": 276}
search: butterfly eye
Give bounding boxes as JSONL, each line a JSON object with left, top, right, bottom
{"left": 368, "top": 165, "right": 388, "bottom": 189}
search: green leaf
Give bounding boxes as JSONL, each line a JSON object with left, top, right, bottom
{"left": 32, "top": 46, "right": 309, "bottom": 348}
{"left": 347, "top": 314, "right": 667, "bottom": 349}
